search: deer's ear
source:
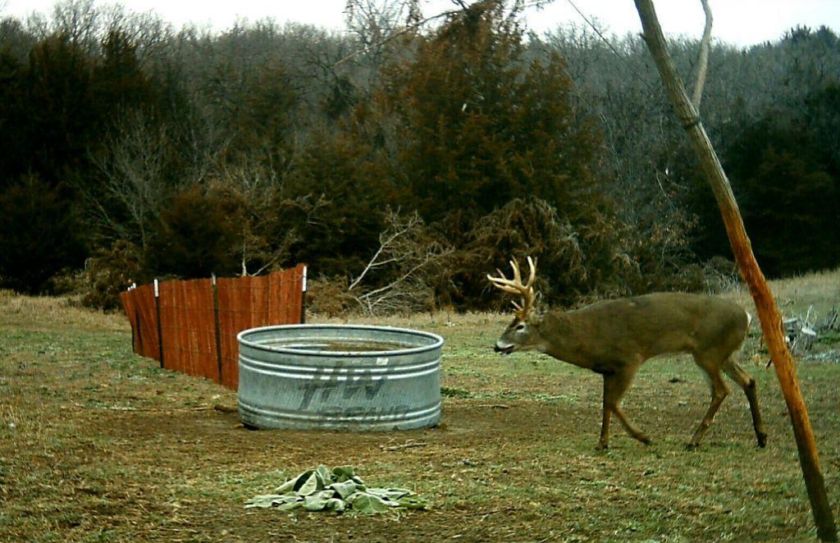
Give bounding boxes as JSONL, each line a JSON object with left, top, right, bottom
{"left": 533, "top": 291, "right": 546, "bottom": 317}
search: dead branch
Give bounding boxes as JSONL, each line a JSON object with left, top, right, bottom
{"left": 349, "top": 209, "right": 452, "bottom": 315}
{"left": 349, "top": 211, "right": 423, "bottom": 291}
{"left": 564, "top": 0, "right": 625, "bottom": 59}
{"left": 691, "top": 0, "right": 712, "bottom": 110}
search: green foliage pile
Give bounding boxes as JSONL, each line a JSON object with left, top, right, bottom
{"left": 245, "top": 465, "right": 426, "bottom": 514}
{"left": 1, "top": 1, "right": 839, "bottom": 311}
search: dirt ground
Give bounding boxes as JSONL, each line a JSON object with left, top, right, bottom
{"left": 59, "top": 400, "right": 610, "bottom": 542}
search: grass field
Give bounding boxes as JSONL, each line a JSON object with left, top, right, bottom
{"left": 1, "top": 272, "right": 839, "bottom": 542}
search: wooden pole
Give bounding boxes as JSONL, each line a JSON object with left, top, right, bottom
{"left": 633, "top": 1, "right": 837, "bottom": 540}
{"left": 212, "top": 274, "right": 224, "bottom": 386}
{"left": 154, "top": 278, "right": 164, "bottom": 369}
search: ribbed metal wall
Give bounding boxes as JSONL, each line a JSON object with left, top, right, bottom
{"left": 238, "top": 325, "right": 443, "bottom": 431}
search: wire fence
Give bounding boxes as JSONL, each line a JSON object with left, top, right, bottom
{"left": 120, "top": 265, "right": 306, "bottom": 389}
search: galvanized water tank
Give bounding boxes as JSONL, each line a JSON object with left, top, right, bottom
{"left": 237, "top": 324, "right": 443, "bottom": 431}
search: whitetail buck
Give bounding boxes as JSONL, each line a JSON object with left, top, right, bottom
{"left": 488, "top": 257, "right": 767, "bottom": 450}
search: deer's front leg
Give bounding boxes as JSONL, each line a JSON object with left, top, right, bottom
{"left": 601, "top": 371, "right": 651, "bottom": 447}
{"left": 597, "top": 389, "right": 611, "bottom": 450}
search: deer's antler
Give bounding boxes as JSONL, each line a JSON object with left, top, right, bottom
{"left": 487, "top": 256, "right": 536, "bottom": 320}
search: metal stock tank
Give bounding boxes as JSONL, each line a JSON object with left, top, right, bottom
{"left": 237, "top": 324, "right": 443, "bottom": 430}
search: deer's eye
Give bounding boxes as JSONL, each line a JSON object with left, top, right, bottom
{"left": 515, "top": 322, "right": 527, "bottom": 332}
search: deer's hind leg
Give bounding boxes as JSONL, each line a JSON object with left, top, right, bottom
{"left": 688, "top": 353, "right": 730, "bottom": 449}
{"left": 722, "top": 357, "right": 767, "bottom": 447}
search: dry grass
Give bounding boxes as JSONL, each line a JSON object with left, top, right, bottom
{"left": 725, "top": 269, "right": 840, "bottom": 322}
{"left": 1, "top": 272, "right": 839, "bottom": 542}
{"left": 0, "top": 290, "right": 126, "bottom": 331}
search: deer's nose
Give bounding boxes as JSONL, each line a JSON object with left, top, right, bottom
{"left": 494, "top": 342, "right": 514, "bottom": 355}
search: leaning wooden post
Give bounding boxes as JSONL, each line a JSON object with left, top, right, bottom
{"left": 633, "top": 1, "right": 837, "bottom": 540}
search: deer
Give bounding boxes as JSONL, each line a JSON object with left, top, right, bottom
{"left": 487, "top": 256, "right": 767, "bottom": 450}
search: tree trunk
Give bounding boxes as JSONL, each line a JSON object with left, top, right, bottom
{"left": 633, "top": 1, "right": 838, "bottom": 541}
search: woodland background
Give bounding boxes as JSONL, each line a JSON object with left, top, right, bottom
{"left": 1, "top": 0, "right": 838, "bottom": 314}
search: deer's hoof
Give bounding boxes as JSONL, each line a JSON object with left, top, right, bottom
{"left": 639, "top": 436, "right": 652, "bottom": 446}
{"left": 685, "top": 441, "right": 700, "bottom": 451}
{"left": 757, "top": 433, "right": 768, "bottom": 448}
{"left": 595, "top": 442, "right": 609, "bottom": 451}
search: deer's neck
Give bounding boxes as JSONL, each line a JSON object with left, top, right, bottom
{"left": 535, "top": 311, "right": 597, "bottom": 371}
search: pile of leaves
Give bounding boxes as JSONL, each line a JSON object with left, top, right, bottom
{"left": 245, "top": 465, "right": 427, "bottom": 514}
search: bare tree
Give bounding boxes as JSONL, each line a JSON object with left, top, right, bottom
{"left": 213, "top": 159, "right": 304, "bottom": 277}
{"left": 51, "top": 0, "right": 101, "bottom": 53}
{"left": 339, "top": 0, "right": 541, "bottom": 69}
{"left": 339, "top": 0, "right": 426, "bottom": 88}
{"left": 86, "top": 112, "right": 172, "bottom": 250}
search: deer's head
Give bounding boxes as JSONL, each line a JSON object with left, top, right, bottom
{"left": 487, "top": 256, "right": 543, "bottom": 355}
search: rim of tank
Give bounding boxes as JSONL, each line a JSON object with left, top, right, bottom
{"left": 237, "top": 324, "right": 444, "bottom": 358}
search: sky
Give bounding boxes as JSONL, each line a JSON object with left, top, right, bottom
{"left": 3, "top": 0, "right": 840, "bottom": 48}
